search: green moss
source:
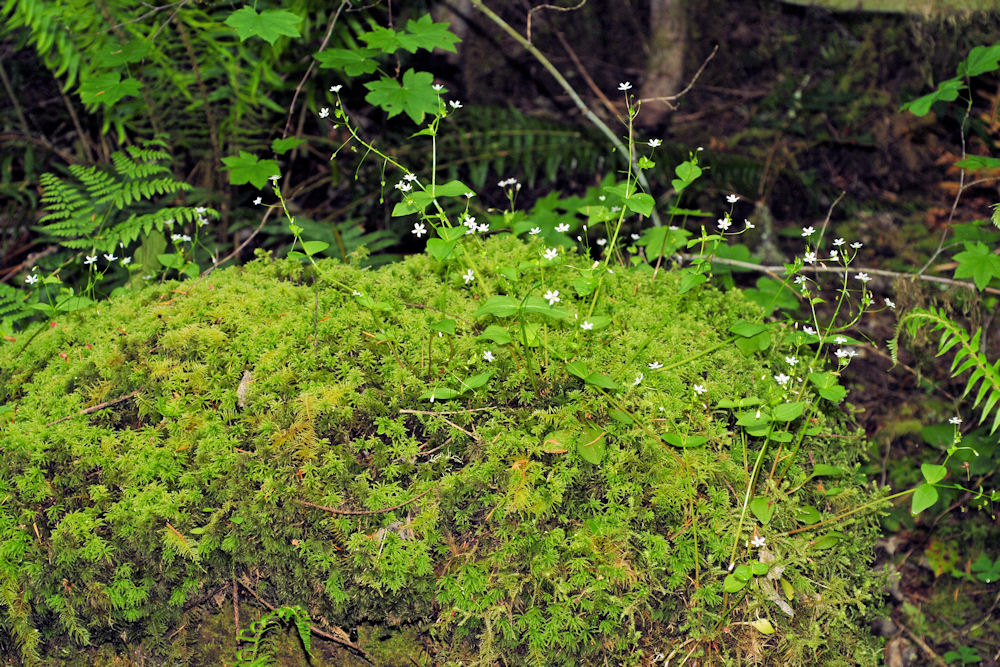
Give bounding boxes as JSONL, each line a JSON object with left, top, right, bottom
{"left": 0, "top": 236, "right": 884, "bottom": 664}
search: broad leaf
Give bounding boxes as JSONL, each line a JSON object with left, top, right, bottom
{"left": 364, "top": 69, "right": 438, "bottom": 124}
{"left": 953, "top": 242, "right": 1000, "bottom": 290}
{"left": 221, "top": 152, "right": 281, "bottom": 189}
{"left": 315, "top": 47, "right": 380, "bottom": 76}
{"left": 749, "top": 497, "right": 775, "bottom": 525}
{"left": 79, "top": 72, "right": 142, "bottom": 109}
{"left": 911, "top": 482, "right": 939, "bottom": 514}
{"left": 900, "top": 78, "right": 964, "bottom": 116}
{"left": 225, "top": 7, "right": 302, "bottom": 45}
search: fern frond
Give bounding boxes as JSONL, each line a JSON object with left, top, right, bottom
{"left": 889, "top": 307, "right": 1000, "bottom": 434}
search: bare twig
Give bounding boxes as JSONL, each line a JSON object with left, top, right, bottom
{"left": 526, "top": 0, "right": 586, "bottom": 43}
{"left": 296, "top": 487, "right": 432, "bottom": 516}
{"left": 400, "top": 407, "right": 494, "bottom": 416}
{"left": 45, "top": 390, "right": 140, "bottom": 426}
{"left": 637, "top": 44, "right": 718, "bottom": 109}
{"left": 232, "top": 579, "right": 240, "bottom": 643}
{"left": 553, "top": 30, "right": 618, "bottom": 119}
{"left": 898, "top": 621, "right": 949, "bottom": 667}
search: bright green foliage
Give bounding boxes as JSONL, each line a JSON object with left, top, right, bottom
{"left": 37, "top": 139, "right": 200, "bottom": 252}
{"left": 900, "top": 43, "right": 1000, "bottom": 116}
{"left": 221, "top": 152, "right": 282, "bottom": 189}
{"left": 364, "top": 69, "right": 439, "bottom": 124}
{"left": 225, "top": 7, "right": 302, "bottom": 46}
{"left": 360, "top": 14, "right": 460, "bottom": 54}
{"left": 0, "top": 236, "right": 884, "bottom": 663}
{"left": 77, "top": 71, "right": 142, "bottom": 110}
{"left": 235, "top": 605, "right": 313, "bottom": 666}
{"left": 952, "top": 242, "right": 1000, "bottom": 290}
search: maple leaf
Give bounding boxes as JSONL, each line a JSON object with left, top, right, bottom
{"left": 221, "top": 152, "right": 281, "bottom": 189}
{"left": 398, "top": 14, "right": 460, "bottom": 53}
{"left": 364, "top": 70, "right": 438, "bottom": 124}
{"left": 953, "top": 242, "right": 1000, "bottom": 290}
{"left": 225, "top": 7, "right": 301, "bottom": 45}
{"left": 79, "top": 72, "right": 142, "bottom": 109}
{"left": 315, "top": 47, "right": 380, "bottom": 76}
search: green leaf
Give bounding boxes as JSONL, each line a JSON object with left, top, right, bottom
{"left": 677, "top": 268, "right": 708, "bottom": 294}
{"left": 458, "top": 371, "right": 493, "bottom": 393}
{"left": 772, "top": 402, "right": 807, "bottom": 422}
{"left": 364, "top": 69, "right": 438, "bottom": 124}
{"left": 817, "top": 384, "right": 847, "bottom": 403}
{"left": 521, "top": 296, "right": 571, "bottom": 320}
{"left": 811, "top": 532, "right": 843, "bottom": 550}
{"left": 730, "top": 321, "right": 769, "bottom": 338}
{"left": 576, "top": 428, "right": 606, "bottom": 465}
{"left": 794, "top": 505, "right": 821, "bottom": 525}
{"left": 221, "top": 152, "right": 280, "bottom": 189}
{"left": 920, "top": 463, "right": 948, "bottom": 485}
{"left": 419, "top": 387, "right": 460, "bottom": 401}
{"left": 953, "top": 242, "right": 1000, "bottom": 290}
{"left": 671, "top": 158, "right": 702, "bottom": 194}
{"left": 750, "top": 618, "right": 775, "bottom": 635}
{"left": 750, "top": 561, "right": 769, "bottom": 576}
{"left": 900, "top": 77, "right": 964, "bottom": 116}
{"left": 430, "top": 318, "right": 456, "bottom": 335}
{"left": 95, "top": 39, "right": 150, "bottom": 68}
{"left": 957, "top": 43, "right": 1000, "bottom": 77}
{"left": 79, "top": 72, "right": 142, "bottom": 109}
{"left": 723, "top": 572, "right": 748, "bottom": 593}
{"left": 425, "top": 237, "right": 458, "bottom": 262}
{"left": 315, "top": 47, "right": 380, "bottom": 76}
{"left": 810, "top": 464, "right": 844, "bottom": 478}
{"left": 583, "top": 372, "right": 618, "bottom": 390}
{"left": 911, "top": 482, "right": 939, "bottom": 514}
{"left": 479, "top": 325, "right": 512, "bottom": 345}
{"left": 624, "top": 192, "right": 654, "bottom": 217}
{"left": 225, "top": 7, "right": 302, "bottom": 45}
{"left": 608, "top": 408, "right": 633, "bottom": 425}
{"left": 272, "top": 137, "right": 305, "bottom": 154}
{"left": 473, "top": 296, "right": 519, "bottom": 318}
{"left": 566, "top": 360, "right": 591, "bottom": 381}
{"left": 749, "top": 497, "right": 775, "bottom": 525}
{"left": 542, "top": 430, "right": 573, "bottom": 453}
{"left": 400, "top": 14, "right": 461, "bottom": 53}
{"left": 300, "top": 241, "right": 329, "bottom": 256}
{"left": 662, "top": 433, "right": 708, "bottom": 448}
{"left": 971, "top": 555, "right": 1000, "bottom": 584}
{"left": 955, "top": 154, "right": 1000, "bottom": 171}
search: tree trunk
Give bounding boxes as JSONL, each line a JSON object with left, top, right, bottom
{"left": 638, "top": 0, "right": 688, "bottom": 129}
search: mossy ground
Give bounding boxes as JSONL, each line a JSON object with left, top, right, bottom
{"left": 1, "top": 235, "right": 885, "bottom": 665}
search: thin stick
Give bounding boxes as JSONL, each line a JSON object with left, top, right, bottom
{"left": 45, "top": 390, "right": 140, "bottom": 426}
{"left": 296, "top": 487, "right": 432, "bottom": 516}
{"left": 399, "top": 407, "right": 494, "bottom": 416}
{"left": 232, "top": 579, "right": 240, "bottom": 643}
{"left": 637, "top": 44, "right": 718, "bottom": 108}
{"left": 526, "top": 0, "right": 586, "bottom": 44}
{"left": 553, "top": 30, "right": 619, "bottom": 119}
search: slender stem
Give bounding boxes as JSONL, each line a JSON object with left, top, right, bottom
{"left": 784, "top": 488, "right": 912, "bottom": 536}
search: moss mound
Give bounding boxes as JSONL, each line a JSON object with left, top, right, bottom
{"left": 0, "top": 236, "right": 884, "bottom": 664}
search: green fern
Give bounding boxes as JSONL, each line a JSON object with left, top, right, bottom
{"left": 889, "top": 306, "right": 1000, "bottom": 434}
{"left": 36, "top": 140, "right": 198, "bottom": 252}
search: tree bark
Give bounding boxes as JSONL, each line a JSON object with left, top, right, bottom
{"left": 638, "top": 0, "right": 688, "bottom": 129}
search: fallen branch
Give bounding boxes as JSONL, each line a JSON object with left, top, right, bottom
{"left": 45, "top": 390, "right": 140, "bottom": 426}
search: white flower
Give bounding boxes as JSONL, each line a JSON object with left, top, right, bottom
{"left": 195, "top": 206, "right": 207, "bottom": 214}
{"left": 648, "top": 138, "right": 662, "bottom": 148}
{"left": 483, "top": 350, "right": 494, "bottom": 362}
{"left": 726, "top": 193, "right": 739, "bottom": 203}
{"left": 395, "top": 181, "right": 412, "bottom": 192}
{"left": 411, "top": 222, "right": 427, "bottom": 238}
{"left": 197, "top": 216, "right": 208, "bottom": 227}
{"left": 84, "top": 255, "right": 97, "bottom": 265}
{"left": 774, "top": 373, "right": 790, "bottom": 386}
{"left": 885, "top": 298, "right": 896, "bottom": 309}
{"left": 330, "top": 84, "right": 342, "bottom": 93}
{"left": 648, "top": 361, "right": 663, "bottom": 370}
{"left": 432, "top": 84, "right": 444, "bottom": 91}
{"left": 253, "top": 196, "right": 262, "bottom": 206}
{"left": 498, "top": 177, "right": 518, "bottom": 188}
{"left": 477, "top": 223, "right": 489, "bottom": 233}
{"left": 633, "top": 373, "right": 644, "bottom": 386}
{"left": 949, "top": 416, "right": 962, "bottom": 425}
{"left": 163, "top": 218, "right": 174, "bottom": 227}
{"left": 801, "top": 226, "right": 815, "bottom": 237}
{"left": 744, "top": 219, "right": 755, "bottom": 229}
{"left": 835, "top": 348, "right": 851, "bottom": 359}
{"left": 834, "top": 336, "right": 847, "bottom": 344}
{"left": 803, "top": 251, "right": 817, "bottom": 264}
{"left": 104, "top": 253, "right": 117, "bottom": 262}
{"left": 25, "top": 274, "right": 38, "bottom": 285}
{"left": 794, "top": 276, "right": 807, "bottom": 285}
{"left": 630, "top": 233, "right": 640, "bottom": 240}
{"left": 404, "top": 173, "right": 417, "bottom": 182}
{"left": 855, "top": 272, "right": 871, "bottom": 283}
{"left": 785, "top": 356, "right": 798, "bottom": 365}
{"left": 833, "top": 237, "right": 845, "bottom": 246}
{"left": 543, "top": 289, "right": 560, "bottom": 305}
{"left": 465, "top": 191, "right": 475, "bottom": 198}
{"left": 850, "top": 241, "right": 863, "bottom": 249}
{"left": 462, "top": 269, "right": 475, "bottom": 285}
{"left": 829, "top": 250, "right": 838, "bottom": 260}
{"left": 555, "top": 223, "right": 570, "bottom": 233}
{"left": 581, "top": 320, "right": 594, "bottom": 330}
{"left": 803, "top": 326, "right": 816, "bottom": 335}
{"left": 543, "top": 247, "right": 558, "bottom": 260}
{"left": 269, "top": 174, "right": 280, "bottom": 182}
{"left": 693, "top": 384, "right": 706, "bottom": 395}
{"left": 717, "top": 217, "right": 732, "bottom": 231}
{"left": 449, "top": 100, "right": 462, "bottom": 109}
{"left": 591, "top": 260, "right": 600, "bottom": 269}
{"left": 751, "top": 535, "right": 766, "bottom": 548}
{"left": 596, "top": 238, "right": 607, "bottom": 246}
{"left": 618, "top": 81, "right": 632, "bottom": 91}
{"left": 319, "top": 107, "right": 330, "bottom": 119}
{"left": 121, "top": 257, "right": 131, "bottom": 265}
{"left": 529, "top": 227, "right": 541, "bottom": 235}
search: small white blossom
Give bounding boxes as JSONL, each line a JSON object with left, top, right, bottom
{"left": 104, "top": 253, "right": 116, "bottom": 262}
{"left": 648, "top": 138, "right": 662, "bottom": 148}
{"left": 121, "top": 257, "right": 131, "bottom": 265}
{"left": 319, "top": 108, "right": 330, "bottom": 118}
{"left": 596, "top": 238, "right": 607, "bottom": 246}
{"left": 404, "top": 173, "right": 417, "bottom": 182}
{"left": 253, "top": 196, "right": 262, "bottom": 205}
{"left": 462, "top": 269, "right": 475, "bottom": 285}
{"left": 794, "top": 276, "right": 807, "bottom": 285}
{"left": 25, "top": 274, "right": 38, "bottom": 285}
{"left": 835, "top": 348, "right": 851, "bottom": 359}
{"left": 465, "top": 191, "right": 475, "bottom": 198}
{"left": 543, "top": 247, "right": 558, "bottom": 260}
{"left": 483, "top": 350, "right": 494, "bottom": 362}
{"left": 432, "top": 84, "right": 444, "bottom": 91}
{"left": 633, "top": 373, "right": 644, "bottom": 386}
{"left": 411, "top": 223, "right": 427, "bottom": 238}
{"left": 693, "top": 384, "right": 707, "bottom": 395}
{"left": 477, "top": 223, "right": 489, "bottom": 233}
{"left": 949, "top": 416, "right": 962, "bottom": 425}
{"left": 801, "top": 226, "right": 815, "bottom": 237}
{"left": 195, "top": 206, "right": 207, "bottom": 214}
{"left": 803, "top": 251, "right": 817, "bottom": 264}
{"left": 529, "top": 227, "right": 541, "bottom": 235}
{"left": 726, "top": 193, "right": 739, "bottom": 203}
{"left": 84, "top": 255, "right": 97, "bottom": 265}
{"left": 774, "top": 373, "right": 790, "bottom": 386}
{"left": 717, "top": 217, "right": 732, "bottom": 231}
{"left": 543, "top": 289, "right": 560, "bottom": 305}
{"left": 618, "top": 81, "right": 632, "bottom": 91}
{"left": 829, "top": 250, "right": 838, "bottom": 260}
{"left": 581, "top": 320, "right": 594, "bottom": 330}
{"left": 330, "top": 84, "right": 342, "bottom": 93}
{"left": 744, "top": 219, "right": 755, "bottom": 229}
{"left": 449, "top": 100, "right": 462, "bottom": 109}
{"left": 630, "top": 233, "right": 640, "bottom": 240}
{"left": 834, "top": 335, "right": 847, "bottom": 344}
{"left": 395, "top": 181, "right": 412, "bottom": 192}
{"left": 803, "top": 326, "right": 816, "bottom": 335}
{"left": 648, "top": 361, "right": 663, "bottom": 370}
{"left": 850, "top": 241, "right": 863, "bottom": 249}
{"left": 785, "top": 356, "right": 798, "bottom": 365}
{"left": 751, "top": 535, "right": 766, "bottom": 548}
{"left": 269, "top": 174, "right": 280, "bottom": 182}
{"left": 833, "top": 237, "right": 845, "bottom": 246}
{"left": 855, "top": 272, "right": 871, "bottom": 283}
{"left": 555, "top": 223, "right": 570, "bottom": 233}
{"left": 885, "top": 298, "right": 896, "bottom": 309}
